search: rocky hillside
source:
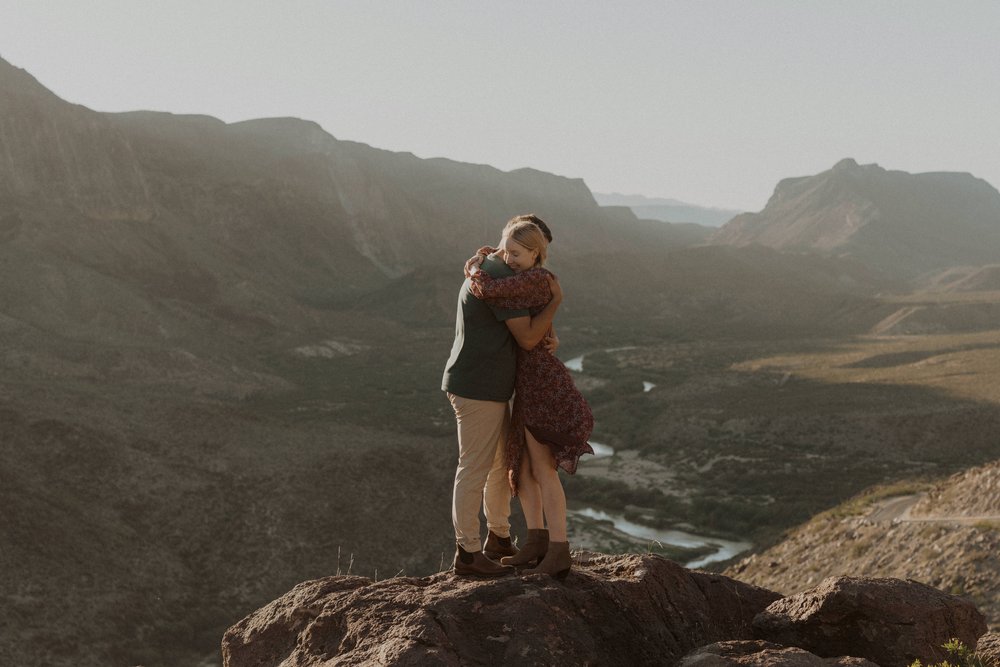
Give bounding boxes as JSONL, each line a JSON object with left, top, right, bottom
{"left": 910, "top": 460, "right": 1000, "bottom": 518}
{"left": 727, "top": 460, "right": 1000, "bottom": 630}
{"left": 0, "top": 57, "right": 153, "bottom": 220}
{"left": 222, "top": 553, "right": 992, "bottom": 667}
{"left": 0, "top": 55, "right": 611, "bottom": 323}
{"left": 712, "top": 158, "right": 1000, "bottom": 280}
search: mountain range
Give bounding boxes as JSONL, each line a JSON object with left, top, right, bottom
{"left": 2, "top": 53, "right": 1000, "bottom": 666}
{"left": 712, "top": 158, "right": 1000, "bottom": 280}
{"left": 592, "top": 191, "right": 743, "bottom": 227}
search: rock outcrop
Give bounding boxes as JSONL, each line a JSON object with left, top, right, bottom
{"left": 222, "top": 553, "right": 781, "bottom": 666}
{"left": 679, "top": 640, "right": 878, "bottom": 667}
{"left": 753, "top": 576, "right": 987, "bottom": 666}
{"left": 223, "top": 556, "right": 991, "bottom": 667}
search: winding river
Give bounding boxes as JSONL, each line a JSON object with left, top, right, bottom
{"left": 570, "top": 348, "right": 753, "bottom": 568}
{"left": 579, "top": 440, "right": 751, "bottom": 568}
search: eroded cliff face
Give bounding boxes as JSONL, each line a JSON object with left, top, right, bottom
{"left": 0, "top": 54, "right": 637, "bottom": 342}
{"left": 0, "top": 57, "right": 153, "bottom": 221}
{"left": 0, "top": 56, "right": 901, "bottom": 363}
{"left": 715, "top": 160, "right": 883, "bottom": 251}
{"left": 712, "top": 158, "right": 1000, "bottom": 279}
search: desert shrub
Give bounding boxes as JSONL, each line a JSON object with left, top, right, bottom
{"left": 684, "top": 495, "right": 801, "bottom": 539}
{"left": 563, "top": 475, "right": 675, "bottom": 513}
{"left": 910, "top": 639, "right": 986, "bottom": 667}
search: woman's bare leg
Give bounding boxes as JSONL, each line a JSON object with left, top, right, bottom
{"left": 517, "top": 452, "right": 545, "bottom": 530}
{"left": 525, "top": 429, "right": 567, "bottom": 542}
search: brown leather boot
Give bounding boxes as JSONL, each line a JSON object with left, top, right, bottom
{"left": 500, "top": 529, "right": 548, "bottom": 567}
{"left": 483, "top": 531, "right": 518, "bottom": 560}
{"left": 453, "top": 545, "right": 513, "bottom": 577}
{"left": 523, "top": 541, "right": 571, "bottom": 580}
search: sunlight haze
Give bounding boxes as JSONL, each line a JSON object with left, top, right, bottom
{"left": 2, "top": 0, "right": 997, "bottom": 211}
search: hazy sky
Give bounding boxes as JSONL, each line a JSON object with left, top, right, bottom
{"left": 2, "top": 1, "right": 998, "bottom": 211}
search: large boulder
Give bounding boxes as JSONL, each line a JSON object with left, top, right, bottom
{"left": 753, "top": 576, "right": 987, "bottom": 666}
{"left": 680, "top": 640, "right": 878, "bottom": 667}
{"left": 222, "top": 552, "right": 780, "bottom": 666}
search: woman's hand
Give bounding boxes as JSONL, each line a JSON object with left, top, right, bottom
{"left": 464, "top": 252, "right": 486, "bottom": 276}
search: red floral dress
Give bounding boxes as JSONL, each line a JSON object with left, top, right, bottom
{"left": 466, "top": 247, "right": 595, "bottom": 495}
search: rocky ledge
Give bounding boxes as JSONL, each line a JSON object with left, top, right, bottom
{"left": 222, "top": 553, "right": 989, "bottom": 667}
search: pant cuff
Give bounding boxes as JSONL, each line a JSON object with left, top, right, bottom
{"left": 486, "top": 525, "right": 510, "bottom": 538}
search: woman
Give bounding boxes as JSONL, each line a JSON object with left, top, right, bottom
{"left": 465, "top": 219, "right": 594, "bottom": 579}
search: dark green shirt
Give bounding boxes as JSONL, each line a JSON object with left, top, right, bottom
{"left": 441, "top": 254, "right": 529, "bottom": 401}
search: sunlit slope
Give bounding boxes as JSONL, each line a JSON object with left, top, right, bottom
{"left": 727, "top": 460, "right": 1000, "bottom": 629}
{"left": 713, "top": 158, "right": 1000, "bottom": 280}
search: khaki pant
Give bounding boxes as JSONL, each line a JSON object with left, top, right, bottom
{"left": 447, "top": 392, "right": 512, "bottom": 552}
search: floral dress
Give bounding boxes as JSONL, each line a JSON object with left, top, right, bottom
{"left": 466, "top": 247, "right": 594, "bottom": 494}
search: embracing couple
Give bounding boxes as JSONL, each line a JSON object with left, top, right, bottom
{"left": 441, "top": 214, "right": 594, "bottom": 579}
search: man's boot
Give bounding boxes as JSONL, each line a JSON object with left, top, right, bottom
{"left": 500, "top": 529, "right": 548, "bottom": 568}
{"left": 453, "top": 545, "right": 513, "bottom": 577}
{"left": 483, "top": 530, "right": 518, "bottom": 560}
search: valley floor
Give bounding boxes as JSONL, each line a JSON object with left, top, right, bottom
{"left": 558, "top": 328, "right": 1000, "bottom": 572}
{"left": 7, "top": 321, "right": 1000, "bottom": 665}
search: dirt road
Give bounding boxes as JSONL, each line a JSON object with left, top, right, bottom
{"left": 867, "top": 493, "right": 1000, "bottom": 525}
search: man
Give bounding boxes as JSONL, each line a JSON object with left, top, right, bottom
{"left": 441, "top": 214, "right": 560, "bottom": 576}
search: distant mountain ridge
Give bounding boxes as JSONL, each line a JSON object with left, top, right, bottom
{"left": 0, "top": 54, "right": 891, "bottom": 362}
{"left": 594, "top": 191, "right": 742, "bottom": 227}
{"left": 0, "top": 55, "right": 644, "bottom": 361}
{"left": 712, "top": 158, "right": 1000, "bottom": 279}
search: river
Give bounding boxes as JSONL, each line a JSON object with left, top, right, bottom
{"left": 579, "top": 440, "right": 751, "bottom": 568}
{"left": 571, "top": 347, "right": 752, "bottom": 568}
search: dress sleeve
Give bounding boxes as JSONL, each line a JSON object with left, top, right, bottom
{"left": 463, "top": 246, "right": 499, "bottom": 278}
{"left": 467, "top": 266, "right": 553, "bottom": 310}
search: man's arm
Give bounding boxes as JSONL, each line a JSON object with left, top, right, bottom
{"left": 505, "top": 275, "right": 562, "bottom": 351}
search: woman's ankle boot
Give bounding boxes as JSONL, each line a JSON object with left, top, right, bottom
{"left": 524, "top": 541, "right": 571, "bottom": 580}
{"left": 500, "top": 529, "right": 549, "bottom": 567}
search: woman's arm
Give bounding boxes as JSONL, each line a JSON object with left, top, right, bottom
{"left": 504, "top": 275, "right": 563, "bottom": 350}
{"left": 463, "top": 246, "right": 496, "bottom": 277}
{"left": 468, "top": 267, "right": 553, "bottom": 311}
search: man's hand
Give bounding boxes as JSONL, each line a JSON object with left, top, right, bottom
{"left": 543, "top": 331, "right": 560, "bottom": 354}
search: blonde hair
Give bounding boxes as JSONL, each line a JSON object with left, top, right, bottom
{"left": 504, "top": 220, "right": 548, "bottom": 267}
{"left": 503, "top": 214, "right": 552, "bottom": 243}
